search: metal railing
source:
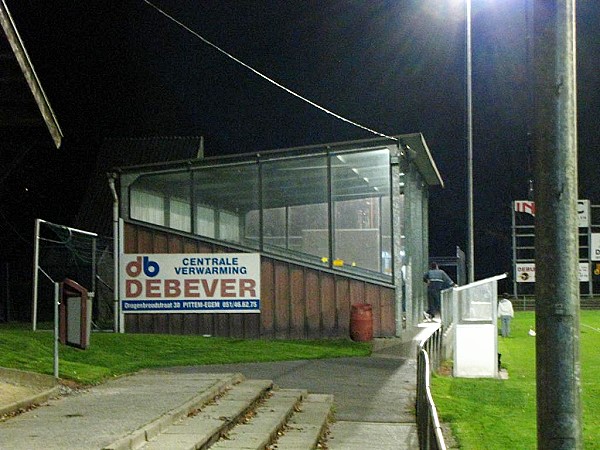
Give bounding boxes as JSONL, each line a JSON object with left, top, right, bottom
{"left": 440, "top": 287, "right": 455, "bottom": 330}
{"left": 417, "top": 274, "right": 507, "bottom": 448}
{"left": 416, "top": 326, "right": 447, "bottom": 450}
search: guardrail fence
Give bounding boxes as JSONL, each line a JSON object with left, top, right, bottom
{"left": 416, "top": 273, "right": 507, "bottom": 448}
{"left": 416, "top": 326, "right": 446, "bottom": 450}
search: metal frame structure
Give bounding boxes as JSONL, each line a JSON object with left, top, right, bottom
{"left": 32, "top": 218, "right": 98, "bottom": 331}
{"left": 512, "top": 201, "right": 600, "bottom": 297}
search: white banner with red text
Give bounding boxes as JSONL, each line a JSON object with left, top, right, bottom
{"left": 513, "top": 199, "right": 590, "bottom": 228}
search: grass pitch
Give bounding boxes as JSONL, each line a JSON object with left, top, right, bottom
{"left": 432, "top": 310, "right": 600, "bottom": 449}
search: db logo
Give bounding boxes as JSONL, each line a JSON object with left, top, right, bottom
{"left": 126, "top": 256, "right": 160, "bottom": 278}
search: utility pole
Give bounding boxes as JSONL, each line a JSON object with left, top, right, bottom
{"left": 533, "top": 1, "right": 582, "bottom": 449}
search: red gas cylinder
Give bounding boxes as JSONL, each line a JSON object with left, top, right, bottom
{"left": 350, "top": 303, "right": 373, "bottom": 342}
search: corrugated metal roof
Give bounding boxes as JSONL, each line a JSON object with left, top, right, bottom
{"left": 74, "top": 136, "right": 203, "bottom": 236}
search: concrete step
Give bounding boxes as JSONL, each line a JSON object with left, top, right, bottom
{"left": 268, "top": 393, "right": 334, "bottom": 450}
{"left": 140, "top": 379, "right": 274, "bottom": 450}
{"left": 102, "top": 373, "right": 245, "bottom": 450}
{"left": 211, "top": 388, "right": 307, "bottom": 449}
{"left": 104, "top": 376, "right": 334, "bottom": 450}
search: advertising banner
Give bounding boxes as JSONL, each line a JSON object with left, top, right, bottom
{"left": 577, "top": 200, "right": 590, "bottom": 228}
{"left": 514, "top": 200, "right": 535, "bottom": 217}
{"left": 579, "top": 262, "right": 590, "bottom": 282}
{"left": 120, "top": 253, "right": 261, "bottom": 313}
{"left": 513, "top": 199, "right": 590, "bottom": 227}
{"left": 592, "top": 233, "right": 600, "bottom": 261}
{"left": 515, "top": 262, "right": 589, "bottom": 283}
{"left": 593, "top": 263, "right": 600, "bottom": 280}
{"left": 515, "top": 263, "right": 536, "bottom": 283}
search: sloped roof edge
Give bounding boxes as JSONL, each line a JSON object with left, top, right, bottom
{"left": 398, "top": 133, "right": 444, "bottom": 188}
{"left": 0, "top": 0, "right": 63, "bottom": 148}
{"left": 114, "top": 132, "right": 445, "bottom": 188}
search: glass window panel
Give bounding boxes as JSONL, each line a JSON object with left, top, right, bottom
{"left": 261, "top": 156, "right": 329, "bottom": 260}
{"left": 219, "top": 211, "right": 240, "bottom": 242}
{"left": 130, "top": 172, "right": 191, "bottom": 229}
{"left": 195, "top": 205, "right": 215, "bottom": 238}
{"left": 381, "top": 196, "right": 392, "bottom": 274}
{"left": 193, "top": 164, "right": 259, "bottom": 246}
{"left": 458, "top": 282, "right": 495, "bottom": 322}
{"left": 170, "top": 198, "right": 191, "bottom": 232}
{"left": 263, "top": 208, "right": 286, "bottom": 248}
{"left": 332, "top": 149, "right": 391, "bottom": 276}
{"left": 130, "top": 189, "right": 165, "bottom": 226}
{"left": 289, "top": 203, "right": 328, "bottom": 256}
{"left": 244, "top": 210, "right": 260, "bottom": 248}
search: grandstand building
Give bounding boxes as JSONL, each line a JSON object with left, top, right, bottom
{"left": 114, "top": 134, "right": 444, "bottom": 340}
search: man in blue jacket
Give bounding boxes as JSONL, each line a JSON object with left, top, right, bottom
{"left": 423, "top": 262, "right": 455, "bottom": 321}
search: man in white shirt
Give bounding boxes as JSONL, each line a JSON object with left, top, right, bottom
{"left": 498, "top": 293, "right": 515, "bottom": 337}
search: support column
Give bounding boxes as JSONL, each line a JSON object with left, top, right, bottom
{"left": 533, "top": 1, "right": 582, "bottom": 448}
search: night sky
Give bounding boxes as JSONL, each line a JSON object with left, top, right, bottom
{"left": 3, "top": 0, "right": 600, "bottom": 279}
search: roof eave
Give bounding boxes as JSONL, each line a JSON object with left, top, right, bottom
{"left": 0, "top": 0, "right": 63, "bottom": 148}
{"left": 398, "top": 133, "right": 444, "bottom": 188}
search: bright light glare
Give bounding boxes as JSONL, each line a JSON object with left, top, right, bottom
{"left": 420, "top": 0, "right": 464, "bottom": 22}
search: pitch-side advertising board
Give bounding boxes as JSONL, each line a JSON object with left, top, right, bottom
{"left": 516, "top": 262, "right": 589, "bottom": 283}
{"left": 120, "top": 253, "right": 261, "bottom": 313}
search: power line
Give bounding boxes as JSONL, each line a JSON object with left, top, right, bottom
{"left": 143, "top": 0, "right": 398, "bottom": 142}
{"left": 0, "top": 209, "right": 30, "bottom": 244}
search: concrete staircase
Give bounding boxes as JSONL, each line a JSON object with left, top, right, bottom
{"left": 103, "top": 375, "right": 333, "bottom": 450}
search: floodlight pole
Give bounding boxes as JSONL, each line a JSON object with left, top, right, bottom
{"left": 533, "top": 1, "right": 582, "bottom": 448}
{"left": 466, "top": 0, "right": 475, "bottom": 283}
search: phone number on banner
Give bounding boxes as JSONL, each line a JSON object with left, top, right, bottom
{"left": 122, "top": 299, "right": 260, "bottom": 313}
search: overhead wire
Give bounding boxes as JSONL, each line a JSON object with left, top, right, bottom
{"left": 143, "top": 0, "right": 398, "bottom": 142}
{"left": 0, "top": 142, "right": 35, "bottom": 188}
{"left": 0, "top": 209, "right": 30, "bottom": 244}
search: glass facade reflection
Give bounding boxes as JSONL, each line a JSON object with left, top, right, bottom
{"left": 192, "top": 164, "right": 259, "bottom": 247}
{"left": 261, "top": 155, "right": 329, "bottom": 264}
{"left": 127, "top": 147, "right": 393, "bottom": 281}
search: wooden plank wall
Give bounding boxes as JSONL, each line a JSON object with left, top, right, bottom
{"left": 124, "top": 223, "right": 396, "bottom": 339}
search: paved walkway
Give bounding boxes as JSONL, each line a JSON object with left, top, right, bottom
{"left": 0, "top": 372, "right": 243, "bottom": 450}
{"left": 139, "top": 339, "right": 419, "bottom": 449}
{"left": 0, "top": 333, "right": 429, "bottom": 449}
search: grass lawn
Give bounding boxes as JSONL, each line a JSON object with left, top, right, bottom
{"left": 0, "top": 322, "right": 371, "bottom": 385}
{"left": 431, "top": 310, "right": 600, "bottom": 449}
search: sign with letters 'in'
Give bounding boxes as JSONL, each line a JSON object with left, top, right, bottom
{"left": 514, "top": 199, "right": 590, "bottom": 228}
{"left": 120, "top": 253, "right": 261, "bottom": 313}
